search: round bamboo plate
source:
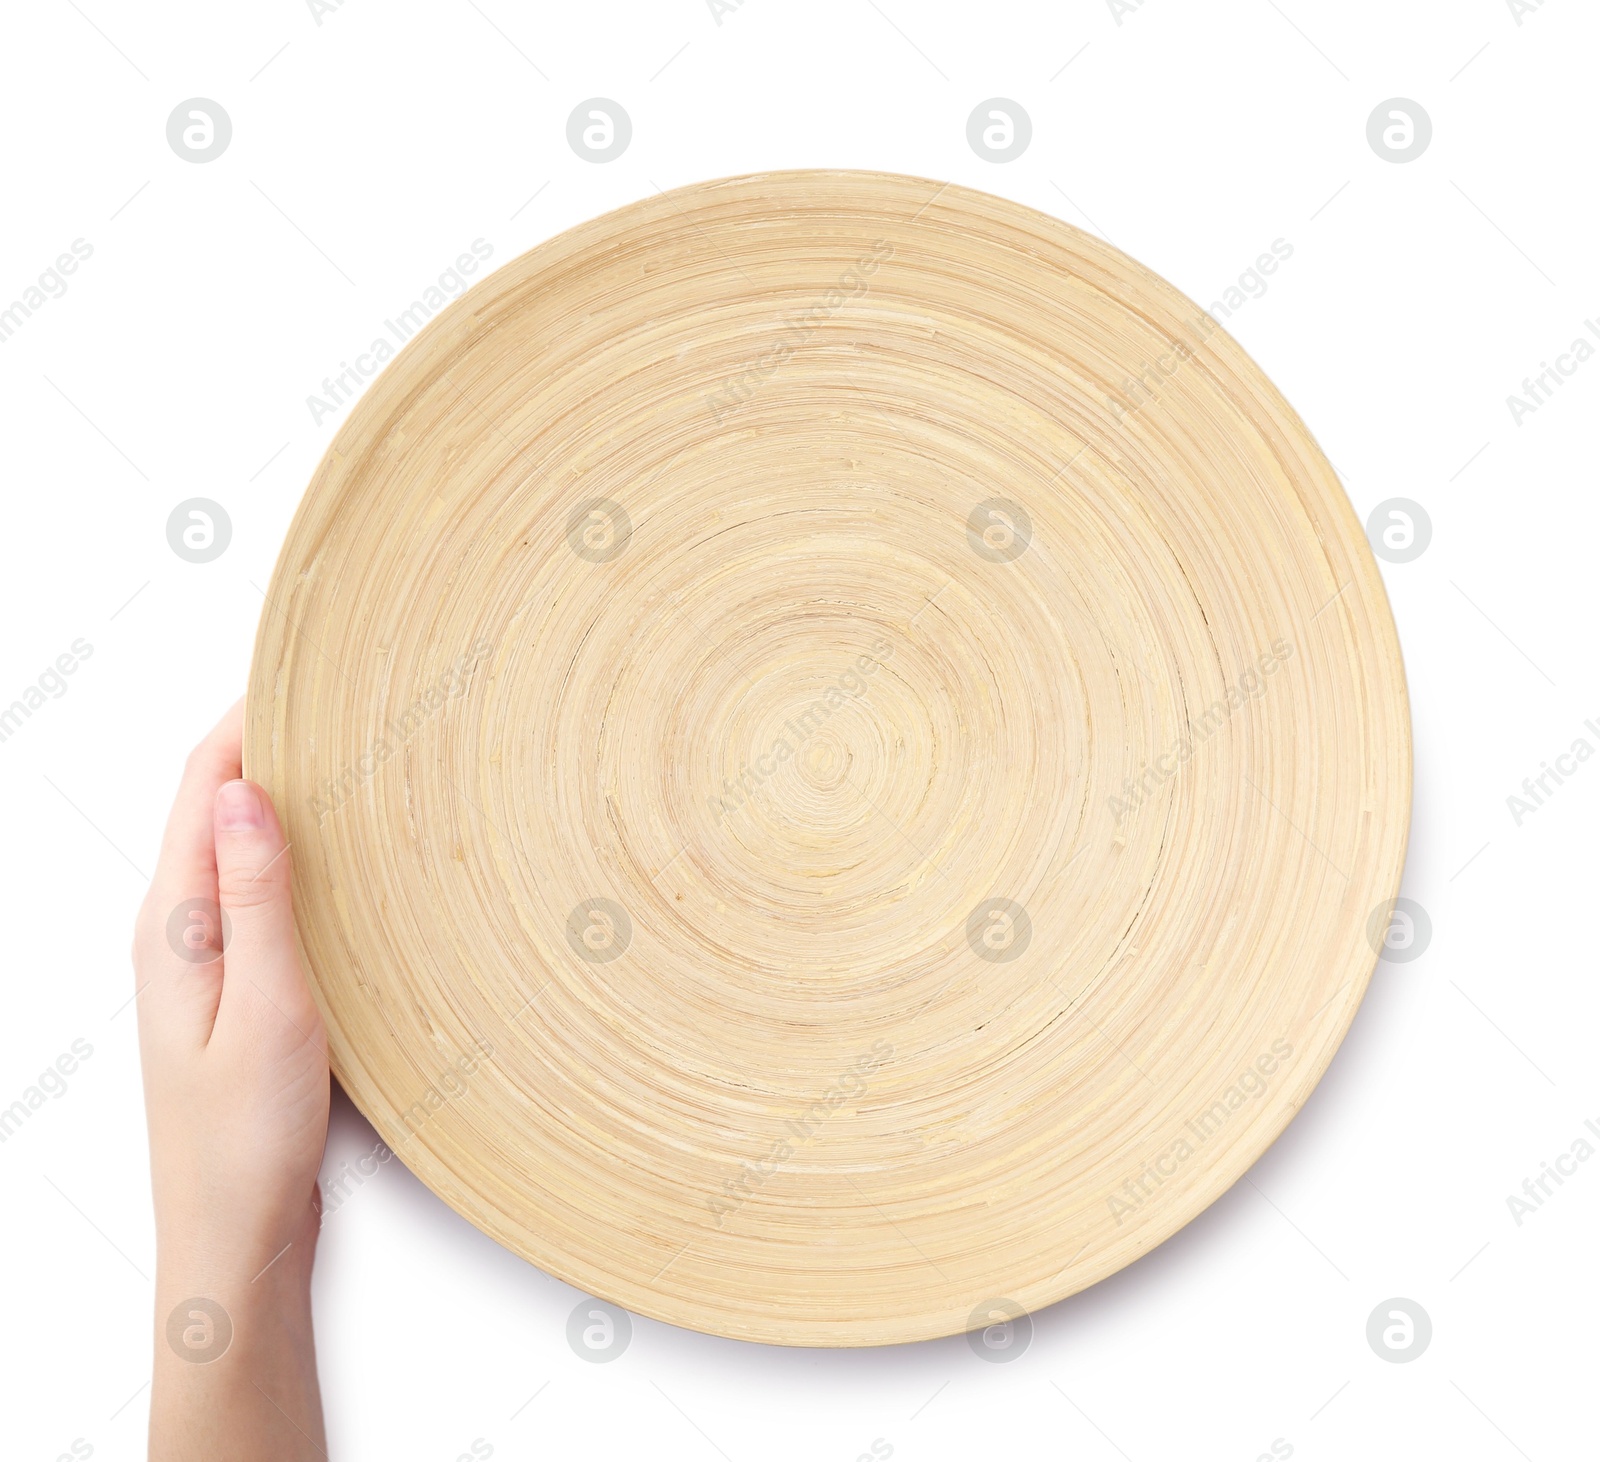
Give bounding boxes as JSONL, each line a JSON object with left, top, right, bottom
{"left": 245, "top": 170, "right": 1409, "bottom": 1347}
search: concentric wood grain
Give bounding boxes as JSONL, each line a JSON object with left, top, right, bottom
{"left": 245, "top": 170, "right": 1410, "bottom": 1346}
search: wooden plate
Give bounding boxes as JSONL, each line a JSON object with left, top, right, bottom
{"left": 246, "top": 170, "right": 1410, "bottom": 1346}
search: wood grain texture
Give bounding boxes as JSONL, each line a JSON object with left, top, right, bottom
{"left": 244, "top": 170, "right": 1410, "bottom": 1346}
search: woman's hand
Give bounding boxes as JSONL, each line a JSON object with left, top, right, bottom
{"left": 134, "top": 700, "right": 329, "bottom": 1459}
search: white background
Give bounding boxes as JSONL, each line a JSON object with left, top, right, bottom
{"left": 1, "top": 0, "right": 1595, "bottom": 1458}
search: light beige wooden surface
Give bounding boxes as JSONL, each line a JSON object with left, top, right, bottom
{"left": 245, "top": 170, "right": 1410, "bottom": 1346}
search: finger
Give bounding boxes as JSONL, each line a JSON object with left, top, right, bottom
{"left": 145, "top": 699, "right": 243, "bottom": 916}
{"left": 133, "top": 701, "right": 244, "bottom": 1040}
{"left": 212, "top": 779, "right": 320, "bottom": 1047}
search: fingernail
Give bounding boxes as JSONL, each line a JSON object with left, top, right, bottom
{"left": 217, "top": 780, "right": 264, "bottom": 830}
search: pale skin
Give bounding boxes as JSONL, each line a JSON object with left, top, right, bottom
{"left": 134, "top": 701, "right": 330, "bottom": 1458}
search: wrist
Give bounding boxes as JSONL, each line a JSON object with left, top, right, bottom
{"left": 153, "top": 1234, "right": 326, "bottom": 1462}
{"left": 154, "top": 1183, "right": 320, "bottom": 1298}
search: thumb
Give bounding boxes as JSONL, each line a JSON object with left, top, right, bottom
{"left": 213, "top": 779, "right": 315, "bottom": 1038}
